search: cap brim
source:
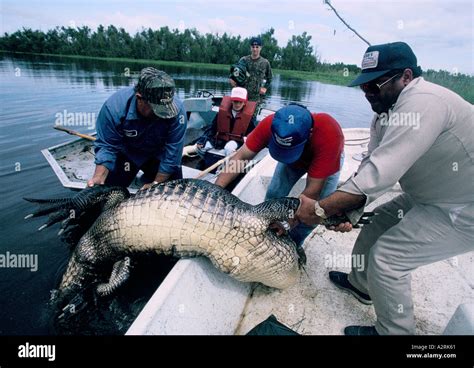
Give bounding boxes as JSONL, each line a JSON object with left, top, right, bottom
{"left": 268, "top": 137, "right": 306, "bottom": 164}
{"left": 347, "top": 70, "right": 390, "bottom": 87}
{"left": 231, "top": 97, "right": 246, "bottom": 102}
{"left": 151, "top": 101, "right": 179, "bottom": 119}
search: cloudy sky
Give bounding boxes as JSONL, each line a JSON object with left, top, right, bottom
{"left": 2, "top": 0, "right": 473, "bottom": 74}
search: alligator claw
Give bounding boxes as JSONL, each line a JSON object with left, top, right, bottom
{"left": 268, "top": 220, "right": 292, "bottom": 236}
{"left": 55, "top": 283, "right": 96, "bottom": 321}
{"left": 57, "top": 298, "right": 89, "bottom": 321}
{"left": 323, "top": 211, "right": 376, "bottom": 228}
{"left": 353, "top": 211, "right": 375, "bottom": 228}
{"left": 24, "top": 186, "right": 130, "bottom": 246}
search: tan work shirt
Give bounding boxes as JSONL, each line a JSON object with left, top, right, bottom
{"left": 340, "top": 77, "right": 474, "bottom": 226}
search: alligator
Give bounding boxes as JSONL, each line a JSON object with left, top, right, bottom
{"left": 24, "top": 179, "right": 371, "bottom": 318}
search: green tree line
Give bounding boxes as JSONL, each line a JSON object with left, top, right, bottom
{"left": 0, "top": 25, "right": 359, "bottom": 73}
{"left": 1, "top": 25, "right": 472, "bottom": 102}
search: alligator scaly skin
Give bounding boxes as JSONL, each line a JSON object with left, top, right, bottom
{"left": 58, "top": 179, "right": 302, "bottom": 302}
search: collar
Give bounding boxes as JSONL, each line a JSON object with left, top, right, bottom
{"left": 390, "top": 77, "right": 423, "bottom": 112}
{"left": 124, "top": 92, "right": 139, "bottom": 120}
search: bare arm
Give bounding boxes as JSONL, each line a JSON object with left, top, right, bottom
{"left": 214, "top": 144, "right": 258, "bottom": 188}
{"left": 141, "top": 172, "right": 172, "bottom": 190}
{"left": 153, "top": 172, "right": 171, "bottom": 184}
{"left": 87, "top": 164, "right": 109, "bottom": 187}
{"left": 301, "top": 176, "right": 326, "bottom": 199}
{"left": 297, "top": 190, "right": 366, "bottom": 231}
{"left": 264, "top": 60, "right": 273, "bottom": 88}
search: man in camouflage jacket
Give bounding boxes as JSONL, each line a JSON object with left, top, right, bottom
{"left": 230, "top": 36, "right": 273, "bottom": 104}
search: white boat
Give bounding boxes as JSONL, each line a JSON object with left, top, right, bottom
{"left": 126, "top": 127, "right": 473, "bottom": 335}
{"left": 42, "top": 95, "right": 274, "bottom": 192}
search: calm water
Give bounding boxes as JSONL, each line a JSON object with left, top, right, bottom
{"left": 0, "top": 53, "right": 373, "bottom": 335}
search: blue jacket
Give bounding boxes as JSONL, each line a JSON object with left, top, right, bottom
{"left": 94, "top": 87, "right": 187, "bottom": 174}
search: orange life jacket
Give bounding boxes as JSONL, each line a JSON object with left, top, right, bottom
{"left": 215, "top": 96, "right": 256, "bottom": 143}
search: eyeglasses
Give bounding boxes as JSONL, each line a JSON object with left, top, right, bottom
{"left": 361, "top": 73, "right": 401, "bottom": 94}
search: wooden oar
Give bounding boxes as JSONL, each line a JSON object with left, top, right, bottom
{"left": 54, "top": 126, "right": 96, "bottom": 141}
{"left": 194, "top": 152, "right": 237, "bottom": 179}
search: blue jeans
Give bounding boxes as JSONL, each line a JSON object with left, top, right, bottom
{"left": 265, "top": 153, "right": 344, "bottom": 246}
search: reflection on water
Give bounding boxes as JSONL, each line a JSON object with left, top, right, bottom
{"left": 0, "top": 53, "right": 373, "bottom": 335}
{"left": 1, "top": 52, "right": 373, "bottom": 128}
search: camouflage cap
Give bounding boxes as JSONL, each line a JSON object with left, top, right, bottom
{"left": 136, "top": 67, "right": 179, "bottom": 119}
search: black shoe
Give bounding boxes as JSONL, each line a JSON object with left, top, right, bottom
{"left": 344, "top": 325, "right": 379, "bottom": 336}
{"left": 329, "top": 271, "right": 373, "bottom": 305}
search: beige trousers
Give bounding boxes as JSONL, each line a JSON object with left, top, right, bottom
{"left": 348, "top": 193, "right": 474, "bottom": 335}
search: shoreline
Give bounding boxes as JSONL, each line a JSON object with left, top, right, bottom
{"left": 2, "top": 50, "right": 472, "bottom": 103}
{"left": 1, "top": 50, "right": 352, "bottom": 85}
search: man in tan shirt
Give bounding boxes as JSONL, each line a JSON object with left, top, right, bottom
{"left": 294, "top": 42, "right": 474, "bottom": 335}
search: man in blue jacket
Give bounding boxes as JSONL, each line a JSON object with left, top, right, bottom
{"left": 87, "top": 67, "right": 187, "bottom": 189}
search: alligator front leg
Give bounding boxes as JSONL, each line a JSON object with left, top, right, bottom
{"left": 96, "top": 257, "right": 132, "bottom": 297}
{"left": 53, "top": 226, "right": 114, "bottom": 315}
{"left": 53, "top": 246, "right": 130, "bottom": 322}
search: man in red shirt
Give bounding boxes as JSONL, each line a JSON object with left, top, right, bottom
{"left": 215, "top": 104, "right": 344, "bottom": 246}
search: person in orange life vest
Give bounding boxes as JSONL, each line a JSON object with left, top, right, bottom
{"left": 196, "top": 87, "right": 257, "bottom": 156}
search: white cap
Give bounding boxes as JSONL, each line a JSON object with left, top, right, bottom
{"left": 231, "top": 87, "right": 248, "bottom": 102}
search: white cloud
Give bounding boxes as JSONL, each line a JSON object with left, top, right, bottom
{"left": 82, "top": 12, "right": 174, "bottom": 34}
{"left": 191, "top": 16, "right": 261, "bottom": 37}
{"left": 2, "top": 0, "right": 472, "bottom": 73}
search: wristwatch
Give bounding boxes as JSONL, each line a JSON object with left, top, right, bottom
{"left": 314, "top": 201, "right": 327, "bottom": 219}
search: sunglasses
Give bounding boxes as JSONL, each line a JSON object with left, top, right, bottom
{"left": 360, "top": 73, "right": 401, "bottom": 94}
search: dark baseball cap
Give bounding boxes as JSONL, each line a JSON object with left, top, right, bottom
{"left": 268, "top": 105, "right": 313, "bottom": 164}
{"left": 348, "top": 42, "right": 419, "bottom": 87}
{"left": 136, "top": 67, "right": 179, "bottom": 119}
{"left": 250, "top": 37, "right": 262, "bottom": 46}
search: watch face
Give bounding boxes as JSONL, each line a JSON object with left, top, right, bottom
{"left": 315, "top": 202, "right": 326, "bottom": 218}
